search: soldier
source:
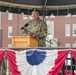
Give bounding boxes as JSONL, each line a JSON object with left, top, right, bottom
{"left": 21, "top": 8, "right": 47, "bottom": 47}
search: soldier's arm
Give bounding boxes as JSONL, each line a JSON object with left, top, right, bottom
{"left": 39, "top": 22, "right": 47, "bottom": 38}
{"left": 22, "top": 27, "right": 28, "bottom": 36}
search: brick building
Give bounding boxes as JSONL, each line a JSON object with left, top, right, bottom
{"left": 0, "top": 11, "right": 76, "bottom": 48}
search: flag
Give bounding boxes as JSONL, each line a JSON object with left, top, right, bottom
{"left": 7, "top": 49, "right": 69, "bottom": 75}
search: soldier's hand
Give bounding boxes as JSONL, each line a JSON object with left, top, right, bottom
{"left": 27, "top": 32, "right": 34, "bottom": 36}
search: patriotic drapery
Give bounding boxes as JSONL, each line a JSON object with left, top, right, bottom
{"left": 48, "top": 50, "right": 69, "bottom": 75}
{"left": 1, "top": 49, "right": 76, "bottom": 75}
{"left": 7, "top": 49, "right": 69, "bottom": 75}
{"left": 7, "top": 49, "right": 58, "bottom": 75}
{"left": 0, "top": 50, "right": 6, "bottom": 61}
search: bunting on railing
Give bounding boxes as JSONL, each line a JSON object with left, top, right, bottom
{"left": 7, "top": 49, "right": 69, "bottom": 75}
{"left": 0, "top": 49, "right": 76, "bottom": 75}
{"left": 7, "top": 49, "right": 58, "bottom": 75}
{"left": 48, "top": 50, "right": 69, "bottom": 75}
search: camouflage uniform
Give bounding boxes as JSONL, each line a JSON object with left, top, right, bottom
{"left": 22, "top": 18, "right": 47, "bottom": 47}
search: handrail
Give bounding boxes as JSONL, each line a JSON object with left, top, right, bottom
{"left": 0, "top": 47, "right": 76, "bottom": 50}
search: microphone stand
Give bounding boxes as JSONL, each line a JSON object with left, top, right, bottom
{"left": 27, "top": 30, "right": 53, "bottom": 45}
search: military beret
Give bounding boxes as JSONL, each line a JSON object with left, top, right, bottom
{"left": 31, "top": 8, "right": 40, "bottom": 13}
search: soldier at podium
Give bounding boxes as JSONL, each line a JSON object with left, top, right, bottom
{"left": 21, "top": 8, "right": 47, "bottom": 47}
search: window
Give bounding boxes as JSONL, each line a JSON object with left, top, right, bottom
{"left": 65, "top": 24, "right": 70, "bottom": 36}
{"left": 73, "top": 24, "right": 76, "bottom": 36}
{"left": 8, "top": 13, "right": 13, "bottom": 20}
{"left": 8, "top": 44, "right": 12, "bottom": 48}
{"left": 72, "top": 15, "right": 76, "bottom": 17}
{"left": 65, "top": 53, "right": 71, "bottom": 66}
{"left": 50, "top": 14, "right": 55, "bottom": 18}
{"left": 23, "top": 14, "right": 28, "bottom": 19}
{"left": 72, "top": 44, "right": 76, "bottom": 47}
{"left": 65, "top": 13, "right": 71, "bottom": 17}
{"left": 65, "top": 44, "right": 70, "bottom": 47}
{"left": 45, "top": 16, "right": 48, "bottom": 18}
{"left": 29, "top": 16, "right": 33, "bottom": 19}
{"left": 46, "top": 21, "right": 54, "bottom": 35}
{"left": 8, "top": 26, "right": 12, "bottom": 37}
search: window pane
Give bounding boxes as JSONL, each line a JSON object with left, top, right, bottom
{"left": 23, "top": 14, "right": 28, "bottom": 19}
{"left": 8, "top": 44, "right": 12, "bottom": 48}
{"left": 72, "top": 44, "right": 76, "bottom": 47}
{"left": 65, "top": 24, "right": 70, "bottom": 36}
{"left": 46, "top": 21, "right": 54, "bottom": 35}
{"left": 29, "top": 16, "right": 33, "bottom": 19}
{"left": 73, "top": 24, "right": 76, "bottom": 36}
{"left": 65, "top": 43, "right": 70, "bottom": 47}
{"left": 8, "top": 26, "right": 12, "bottom": 37}
{"left": 65, "top": 60, "right": 71, "bottom": 65}
{"left": 8, "top": 13, "right": 13, "bottom": 20}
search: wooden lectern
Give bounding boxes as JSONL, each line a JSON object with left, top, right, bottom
{"left": 12, "top": 36, "right": 38, "bottom": 48}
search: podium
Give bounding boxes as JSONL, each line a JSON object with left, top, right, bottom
{"left": 12, "top": 36, "right": 38, "bottom": 48}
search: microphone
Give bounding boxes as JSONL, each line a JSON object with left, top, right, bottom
{"left": 21, "top": 23, "right": 29, "bottom": 30}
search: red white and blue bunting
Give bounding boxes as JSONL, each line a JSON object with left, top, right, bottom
{"left": 0, "top": 49, "right": 76, "bottom": 75}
